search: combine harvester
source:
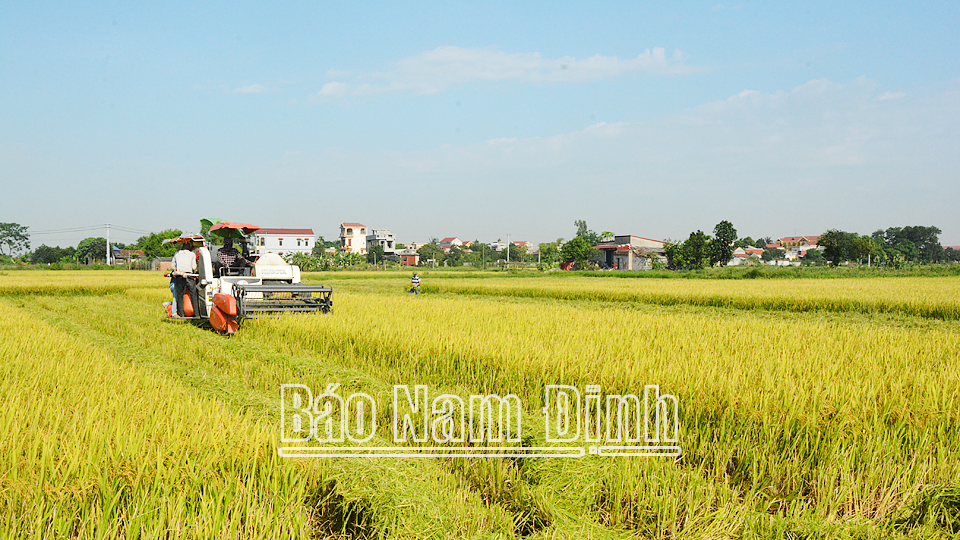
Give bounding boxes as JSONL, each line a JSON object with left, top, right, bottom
{"left": 164, "top": 222, "right": 332, "bottom": 335}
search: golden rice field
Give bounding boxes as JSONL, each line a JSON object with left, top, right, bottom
{"left": 2, "top": 269, "right": 959, "bottom": 539}
{"left": 419, "top": 276, "right": 960, "bottom": 320}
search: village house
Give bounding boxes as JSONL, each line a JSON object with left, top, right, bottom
{"left": 112, "top": 248, "right": 145, "bottom": 264}
{"left": 366, "top": 229, "right": 396, "bottom": 255}
{"left": 777, "top": 236, "right": 820, "bottom": 249}
{"left": 396, "top": 248, "right": 420, "bottom": 266}
{"left": 339, "top": 223, "right": 367, "bottom": 254}
{"left": 439, "top": 237, "right": 463, "bottom": 252}
{"left": 776, "top": 236, "right": 821, "bottom": 262}
{"left": 251, "top": 228, "right": 315, "bottom": 257}
{"left": 593, "top": 235, "right": 667, "bottom": 270}
{"left": 152, "top": 257, "right": 173, "bottom": 272}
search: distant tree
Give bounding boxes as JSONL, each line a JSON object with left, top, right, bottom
{"left": 761, "top": 248, "right": 785, "bottom": 262}
{"left": 417, "top": 243, "right": 444, "bottom": 267}
{"left": 502, "top": 242, "right": 528, "bottom": 263}
{"left": 849, "top": 235, "right": 881, "bottom": 264}
{"left": 735, "top": 236, "right": 756, "bottom": 249}
{"left": 684, "top": 230, "right": 711, "bottom": 269}
{"left": 30, "top": 245, "right": 75, "bottom": 264}
{"left": 538, "top": 241, "right": 562, "bottom": 264}
{"left": 664, "top": 231, "right": 711, "bottom": 270}
{"left": 77, "top": 237, "right": 108, "bottom": 264}
{"left": 575, "top": 220, "right": 590, "bottom": 238}
{"left": 315, "top": 236, "right": 340, "bottom": 250}
{"left": 709, "top": 220, "right": 738, "bottom": 266}
{"left": 445, "top": 245, "right": 465, "bottom": 266}
{"left": 818, "top": 229, "right": 856, "bottom": 265}
{"left": 366, "top": 244, "right": 385, "bottom": 264}
{"left": 574, "top": 220, "right": 603, "bottom": 245}
{"left": 136, "top": 229, "right": 183, "bottom": 260}
{"left": 464, "top": 241, "right": 494, "bottom": 267}
{"left": 560, "top": 236, "right": 597, "bottom": 269}
{"left": 801, "top": 248, "right": 824, "bottom": 266}
{"left": 663, "top": 240, "right": 687, "bottom": 270}
{"left": 0, "top": 223, "right": 30, "bottom": 256}
{"left": 285, "top": 252, "right": 319, "bottom": 271}
{"left": 872, "top": 226, "right": 943, "bottom": 263}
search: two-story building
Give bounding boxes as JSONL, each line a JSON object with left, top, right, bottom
{"left": 366, "top": 229, "right": 396, "bottom": 254}
{"left": 251, "top": 228, "right": 316, "bottom": 257}
{"left": 777, "top": 236, "right": 820, "bottom": 249}
{"left": 339, "top": 223, "right": 368, "bottom": 254}
{"left": 439, "top": 237, "right": 463, "bottom": 252}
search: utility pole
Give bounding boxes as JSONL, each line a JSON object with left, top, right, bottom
{"left": 507, "top": 234, "right": 510, "bottom": 269}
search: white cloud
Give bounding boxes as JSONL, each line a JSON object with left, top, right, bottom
{"left": 325, "top": 69, "right": 357, "bottom": 78}
{"left": 876, "top": 91, "right": 906, "bottom": 101}
{"left": 314, "top": 46, "right": 700, "bottom": 100}
{"left": 231, "top": 84, "right": 270, "bottom": 94}
{"left": 316, "top": 81, "right": 351, "bottom": 98}
{"left": 284, "top": 78, "right": 960, "bottom": 242}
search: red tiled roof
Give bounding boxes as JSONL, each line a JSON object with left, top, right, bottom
{"left": 766, "top": 244, "right": 780, "bottom": 249}
{"left": 340, "top": 222, "right": 366, "bottom": 228}
{"left": 440, "top": 237, "right": 459, "bottom": 243}
{"left": 779, "top": 236, "right": 820, "bottom": 243}
{"left": 256, "top": 228, "right": 314, "bottom": 235}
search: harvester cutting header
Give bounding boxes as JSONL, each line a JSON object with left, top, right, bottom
{"left": 164, "top": 220, "right": 332, "bottom": 335}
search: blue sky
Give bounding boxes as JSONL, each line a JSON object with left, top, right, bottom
{"left": 2, "top": 1, "right": 959, "bottom": 248}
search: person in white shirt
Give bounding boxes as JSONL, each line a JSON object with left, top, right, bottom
{"left": 410, "top": 272, "right": 421, "bottom": 294}
{"left": 170, "top": 243, "right": 197, "bottom": 317}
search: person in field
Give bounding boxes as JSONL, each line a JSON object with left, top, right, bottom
{"left": 170, "top": 243, "right": 197, "bottom": 317}
{"left": 410, "top": 272, "right": 420, "bottom": 294}
{"left": 217, "top": 237, "right": 254, "bottom": 269}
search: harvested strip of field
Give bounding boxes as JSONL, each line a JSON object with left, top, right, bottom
{"left": 422, "top": 276, "right": 960, "bottom": 319}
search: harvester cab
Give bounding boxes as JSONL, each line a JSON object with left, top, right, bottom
{"left": 165, "top": 222, "right": 332, "bottom": 335}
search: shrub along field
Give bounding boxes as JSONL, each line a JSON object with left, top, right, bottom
{"left": 1, "top": 270, "right": 958, "bottom": 539}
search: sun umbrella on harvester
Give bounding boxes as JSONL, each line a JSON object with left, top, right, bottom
{"left": 207, "top": 222, "right": 259, "bottom": 239}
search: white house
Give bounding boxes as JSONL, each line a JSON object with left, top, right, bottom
{"left": 340, "top": 223, "right": 368, "bottom": 254}
{"left": 367, "top": 229, "right": 396, "bottom": 254}
{"left": 252, "top": 228, "right": 316, "bottom": 257}
{"left": 439, "top": 237, "right": 463, "bottom": 252}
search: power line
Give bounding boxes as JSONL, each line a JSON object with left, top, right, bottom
{"left": 29, "top": 224, "right": 152, "bottom": 236}
{"left": 30, "top": 225, "right": 106, "bottom": 235}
